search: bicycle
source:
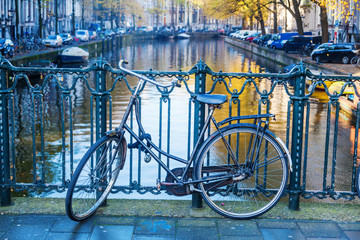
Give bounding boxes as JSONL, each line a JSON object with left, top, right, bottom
{"left": 65, "top": 60, "right": 291, "bottom": 221}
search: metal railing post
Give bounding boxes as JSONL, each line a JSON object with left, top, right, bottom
{"left": 192, "top": 59, "right": 207, "bottom": 208}
{"left": 0, "top": 58, "right": 12, "bottom": 206}
{"left": 288, "top": 64, "right": 307, "bottom": 210}
{"left": 95, "top": 59, "right": 108, "bottom": 205}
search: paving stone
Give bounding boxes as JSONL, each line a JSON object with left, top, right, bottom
{"left": 176, "top": 227, "right": 219, "bottom": 240}
{"left": 2, "top": 224, "right": 50, "bottom": 240}
{"left": 261, "top": 228, "right": 305, "bottom": 240}
{"left": 135, "top": 219, "right": 175, "bottom": 235}
{"left": 257, "top": 220, "right": 298, "bottom": 229}
{"left": 220, "top": 236, "right": 263, "bottom": 240}
{"left": 89, "top": 225, "right": 134, "bottom": 240}
{"left": 306, "top": 238, "right": 347, "bottom": 240}
{"left": 0, "top": 215, "right": 16, "bottom": 231}
{"left": 218, "top": 219, "right": 260, "bottom": 236}
{"left": 297, "top": 222, "right": 343, "bottom": 238}
{"left": 176, "top": 219, "right": 216, "bottom": 227}
{"left": 344, "top": 231, "right": 360, "bottom": 240}
{"left": 133, "top": 235, "right": 175, "bottom": 240}
{"left": 51, "top": 216, "right": 94, "bottom": 233}
{"left": 45, "top": 232, "right": 89, "bottom": 240}
{"left": 338, "top": 223, "right": 360, "bottom": 231}
{"left": 94, "top": 216, "right": 136, "bottom": 225}
{"left": 13, "top": 215, "right": 57, "bottom": 227}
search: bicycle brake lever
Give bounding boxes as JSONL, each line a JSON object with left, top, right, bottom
{"left": 119, "top": 60, "right": 129, "bottom": 69}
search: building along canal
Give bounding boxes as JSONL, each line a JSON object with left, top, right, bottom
{"left": 3, "top": 37, "right": 359, "bottom": 204}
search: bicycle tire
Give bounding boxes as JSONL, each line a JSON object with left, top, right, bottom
{"left": 32, "top": 44, "right": 39, "bottom": 51}
{"left": 351, "top": 57, "right": 358, "bottom": 65}
{"left": 65, "top": 135, "right": 126, "bottom": 221}
{"left": 356, "top": 165, "right": 360, "bottom": 198}
{"left": 196, "top": 125, "right": 288, "bottom": 219}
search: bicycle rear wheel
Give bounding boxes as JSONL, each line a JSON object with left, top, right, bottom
{"left": 65, "top": 135, "right": 126, "bottom": 221}
{"left": 196, "top": 125, "right": 288, "bottom": 219}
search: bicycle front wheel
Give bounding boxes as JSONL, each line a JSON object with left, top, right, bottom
{"left": 65, "top": 135, "right": 126, "bottom": 221}
{"left": 196, "top": 125, "right": 288, "bottom": 219}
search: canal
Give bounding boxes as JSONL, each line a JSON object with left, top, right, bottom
{"left": 11, "top": 37, "right": 356, "bottom": 200}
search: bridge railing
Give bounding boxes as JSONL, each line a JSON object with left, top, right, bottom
{"left": 1, "top": 56, "right": 359, "bottom": 209}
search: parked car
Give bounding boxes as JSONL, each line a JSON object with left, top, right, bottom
{"left": 60, "top": 33, "right": 73, "bottom": 45}
{"left": 283, "top": 35, "right": 322, "bottom": 53}
{"left": 245, "top": 32, "right": 261, "bottom": 42}
{"left": 265, "top": 34, "right": 278, "bottom": 48}
{"left": 43, "top": 35, "right": 63, "bottom": 47}
{"left": 115, "top": 28, "right": 125, "bottom": 34}
{"left": 89, "top": 31, "right": 97, "bottom": 40}
{"left": 269, "top": 32, "right": 312, "bottom": 50}
{"left": 253, "top": 34, "right": 274, "bottom": 46}
{"left": 138, "top": 26, "right": 153, "bottom": 33}
{"left": 75, "top": 30, "right": 90, "bottom": 41}
{"left": 229, "top": 30, "right": 242, "bottom": 38}
{"left": 311, "top": 43, "right": 360, "bottom": 64}
{"left": 104, "top": 29, "right": 115, "bottom": 37}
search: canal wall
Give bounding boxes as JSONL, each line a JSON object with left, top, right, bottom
{"left": 10, "top": 36, "right": 125, "bottom": 66}
{"left": 224, "top": 37, "right": 347, "bottom": 75}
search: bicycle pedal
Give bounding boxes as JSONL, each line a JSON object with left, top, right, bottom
{"left": 189, "top": 184, "right": 202, "bottom": 193}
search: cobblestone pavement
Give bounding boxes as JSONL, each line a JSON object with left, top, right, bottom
{"left": 0, "top": 214, "right": 359, "bottom": 240}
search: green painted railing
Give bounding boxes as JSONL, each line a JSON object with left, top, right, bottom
{"left": 1, "top": 56, "right": 359, "bottom": 210}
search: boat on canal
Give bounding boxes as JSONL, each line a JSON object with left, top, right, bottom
{"left": 176, "top": 33, "right": 190, "bottom": 39}
{"left": 59, "top": 47, "right": 89, "bottom": 63}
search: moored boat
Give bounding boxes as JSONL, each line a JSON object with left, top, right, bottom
{"left": 60, "top": 47, "right": 89, "bottom": 63}
{"left": 177, "top": 33, "right": 190, "bottom": 39}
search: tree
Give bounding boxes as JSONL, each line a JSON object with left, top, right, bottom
{"left": 95, "top": 0, "right": 144, "bottom": 30}
{"left": 37, "top": 0, "right": 43, "bottom": 38}
{"left": 148, "top": 0, "right": 166, "bottom": 29}
{"left": 277, "top": 0, "right": 305, "bottom": 35}
{"left": 310, "top": 0, "right": 328, "bottom": 43}
{"left": 203, "top": 0, "right": 270, "bottom": 34}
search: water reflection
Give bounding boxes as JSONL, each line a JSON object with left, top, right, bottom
{"left": 10, "top": 38, "right": 357, "bottom": 199}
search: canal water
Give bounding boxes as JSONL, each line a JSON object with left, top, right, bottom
{"left": 12, "top": 38, "right": 356, "bottom": 200}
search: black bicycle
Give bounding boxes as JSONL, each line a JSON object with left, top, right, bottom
{"left": 65, "top": 60, "right": 291, "bottom": 221}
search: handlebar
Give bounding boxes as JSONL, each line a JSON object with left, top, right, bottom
{"left": 118, "top": 60, "right": 181, "bottom": 88}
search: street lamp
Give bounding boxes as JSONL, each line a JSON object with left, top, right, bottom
{"left": 0, "top": 9, "right": 15, "bottom": 39}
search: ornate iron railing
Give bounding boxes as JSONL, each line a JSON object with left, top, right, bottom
{"left": 1, "top": 56, "right": 360, "bottom": 210}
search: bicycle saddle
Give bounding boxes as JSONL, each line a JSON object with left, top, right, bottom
{"left": 196, "top": 94, "right": 228, "bottom": 105}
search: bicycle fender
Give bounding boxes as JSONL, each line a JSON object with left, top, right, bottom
{"left": 119, "top": 137, "right": 127, "bottom": 170}
{"left": 275, "top": 137, "right": 293, "bottom": 172}
{"left": 105, "top": 130, "right": 127, "bottom": 170}
{"left": 228, "top": 123, "right": 292, "bottom": 172}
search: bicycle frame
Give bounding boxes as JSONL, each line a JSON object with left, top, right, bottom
{"left": 112, "top": 78, "right": 219, "bottom": 185}
{"left": 114, "top": 88, "right": 271, "bottom": 189}
{"left": 110, "top": 63, "right": 276, "bottom": 189}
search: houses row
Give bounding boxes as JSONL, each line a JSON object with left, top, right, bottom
{"left": 1, "top": 0, "right": 359, "bottom": 42}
